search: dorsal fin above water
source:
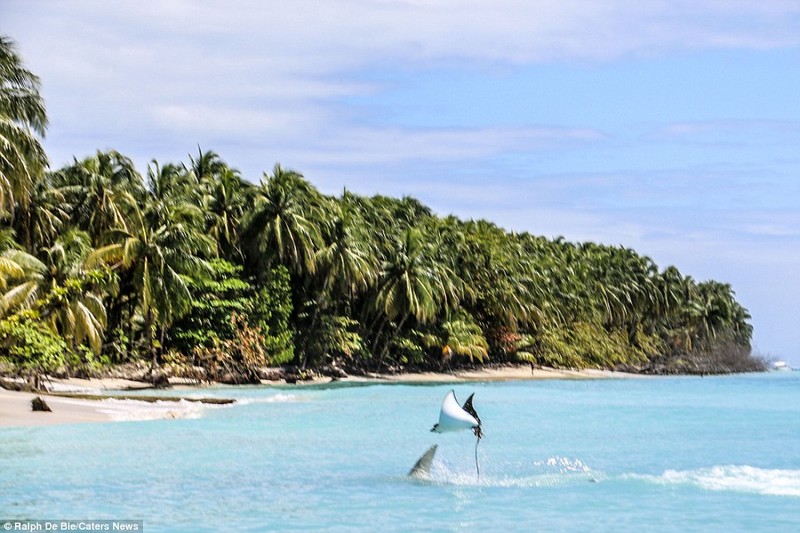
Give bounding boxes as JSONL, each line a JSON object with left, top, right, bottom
{"left": 408, "top": 445, "right": 438, "bottom": 478}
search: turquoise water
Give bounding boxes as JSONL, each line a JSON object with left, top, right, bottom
{"left": 2, "top": 373, "right": 799, "bottom": 532}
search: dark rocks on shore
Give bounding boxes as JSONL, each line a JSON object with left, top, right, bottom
{"left": 148, "top": 370, "right": 172, "bottom": 388}
{"left": 278, "top": 366, "right": 319, "bottom": 384}
{"left": 0, "top": 377, "right": 24, "bottom": 391}
{"left": 31, "top": 396, "right": 51, "bottom": 412}
{"left": 218, "top": 371, "right": 261, "bottom": 385}
{"left": 320, "top": 364, "right": 348, "bottom": 379}
{"left": 616, "top": 346, "right": 769, "bottom": 376}
{"left": 257, "top": 367, "right": 287, "bottom": 381}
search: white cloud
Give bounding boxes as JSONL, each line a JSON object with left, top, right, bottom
{"left": 6, "top": 0, "right": 798, "bottom": 171}
{"left": 9, "top": 1, "right": 800, "bottom": 103}
{"left": 656, "top": 120, "right": 800, "bottom": 139}
{"left": 742, "top": 224, "right": 800, "bottom": 238}
{"left": 150, "top": 103, "right": 330, "bottom": 138}
{"left": 283, "top": 125, "right": 605, "bottom": 167}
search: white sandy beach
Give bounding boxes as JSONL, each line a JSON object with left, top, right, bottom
{"left": 0, "top": 365, "right": 640, "bottom": 428}
{"left": 0, "top": 388, "right": 115, "bottom": 426}
{"left": 0, "top": 383, "right": 213, "bottom": 428}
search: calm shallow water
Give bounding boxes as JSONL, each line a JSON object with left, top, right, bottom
{"left": 2, "top": 373, "right": 799, "bottom": 532}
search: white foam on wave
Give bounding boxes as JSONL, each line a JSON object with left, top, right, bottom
{"left": 86, "top": 392, "right": 300, "bottom": 422}
{"left": 45, "top": 383, "right": 98, "bottom": 393}
{"left": 93, "top": 398, "right": 219, "bottom": 422}
{"left": 632, "top": 465, "right": 800, "bottom": 497}
{"left": 422, "top": 456, "right": 600, "bottom": 488}
{"left": 534, "top": 456, "right": 593, "bottom": 475}
{"left": 236, "top": 393, "right": 302, "bottom": 405}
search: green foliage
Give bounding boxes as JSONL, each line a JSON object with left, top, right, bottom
{"left": 303, "top": 315, "right": 367, "bottom": 365}
{"left": 390, "top": 334, "right": 427, "bottom": 365}
{"left": 514, "top": 351, "right": 537, "bottom": 364}
{"left": 442, "top": 312, "right": 489, "bottom": 363}
{"left": 170, "top": 260, "right": 295, "bottom": 365}
{"left": 252, "top": 265, "right": 294, "bottom": 365}
{"left": 0, "top": 310, "right": 69, "bottom": 375}
{"left": 170, "top": 259, "right": 252, "bottom": 350}
{"left": 535, "top": 322, "right": 656, "bottom": 369}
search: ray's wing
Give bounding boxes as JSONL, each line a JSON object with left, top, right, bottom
{"left": 442, "top": 390, "right": 462, "bottom": 416}
{"left": 462, "top": 393, "right": 481, "bottom": 426}
{"left": 433, "top": 390, "right": 479, "bottom": 432}
{"left": 462, "top": 393, "right": 483, "bottom": 439}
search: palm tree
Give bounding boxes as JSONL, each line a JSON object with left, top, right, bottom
{"left": 12, "top": 172, "right": 67, "bottom": 252}
{"left": 202, "top": 166, "right": 250, "bottom": 260}
{"left": 372, "top": 228, "right": 463, "bottom": 361}
{"left": 292, "top": 204, "right": 377, "bottom": 367}
{"left": 241, "top": 164, "right": 325, "bottom": 278}
{"left": 728, "top": 300, "right": 753, "bottom": 347}
{"left": 315, "top": 205, "right": 377, "bottom": 305}
{"left": 187, "top": 147, "right": 227, "bottom": 184}
{"left": 454, "top": 220, "right": 544, "bottom": 345}
{"left": 35, "top": 232, "right": 108, "bottom": 353}
{"left": 147, "top": 159, "right": 198, "bottom": 207}
{"left": 376, "top": 229, "right": 444, "bottom": 326}
{"left": 54, "top": 150, "right": 144, "bottom": 246}
{"left": 656, "top": 266, "right": 685, "bottom": 324}
{"left": 0, "top": 35, "right": 48, "bottom": 216}
{"left": 694, "top": 281, "right": 741, "bottom": 344}
{"left": 0, "top": 247, "right": 44, "bottom": 317}
{"left": 40, "top": 279, "right": 107, "bottom": 354}
{"left": 1, "top": 231, "right": 108, "bottom": 354}
{"left": 89, "top": 194, "right": 214, "bottom": 366}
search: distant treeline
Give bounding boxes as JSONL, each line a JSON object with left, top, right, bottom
{"left": 0, "top": 35, "right": 764, "bottom": 382}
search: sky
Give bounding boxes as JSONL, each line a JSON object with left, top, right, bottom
{"left": 4, "top": 0, "right": 800, "bottom": 364}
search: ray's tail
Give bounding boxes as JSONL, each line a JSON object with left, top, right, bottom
{"left": 475, "top": 436, "right": 481, "bottom": 477}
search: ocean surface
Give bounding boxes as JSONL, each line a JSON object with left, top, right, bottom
{"left": 2, "top": 372, "right": 799, "bottom": 532}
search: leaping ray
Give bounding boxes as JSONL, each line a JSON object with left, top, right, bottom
{"left": 431, "top": 390, "right": 481, "bottom": 434}
{"left": 430, "top": 390, "right": 484, "bottom": 477}
{"left": 408, "top": 445, "right": 438, "bottom": 478}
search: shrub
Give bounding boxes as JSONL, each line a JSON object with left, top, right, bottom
{"left": 0, "top": 311, "right": 70, "bottom": 377}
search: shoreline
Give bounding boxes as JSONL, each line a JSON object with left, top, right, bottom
{"left": 0, "top": 365, "right": 641, "bottom": 428}
{"left": 355, "top": 365, "right": 647, "bottom": 383}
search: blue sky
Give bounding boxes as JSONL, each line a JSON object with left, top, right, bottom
{"left": 4, "top": 0, "right": 800, "bottom": 363}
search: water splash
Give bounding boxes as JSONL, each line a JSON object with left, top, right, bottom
{"left": 534, "top": 456, "right": 594, "bottom": 475}
{"left": 417, "top": 456, "right": 600, "bottom": 488}
{"left": 631, "top": 465, "right": 800, "bottom": 497}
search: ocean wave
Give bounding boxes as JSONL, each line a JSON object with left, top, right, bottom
{"left": 632, "top": 465, "right": 800, "bottom": 497}
{"left": 93, "top": 398, "right": 219, "bottom": 422}
{"left": 235, "top": 393, "right": 302, "bottom": 405}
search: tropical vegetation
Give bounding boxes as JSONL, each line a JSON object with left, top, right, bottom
{"left": 0, "top": 35, "right": 764, "bottom": 384}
